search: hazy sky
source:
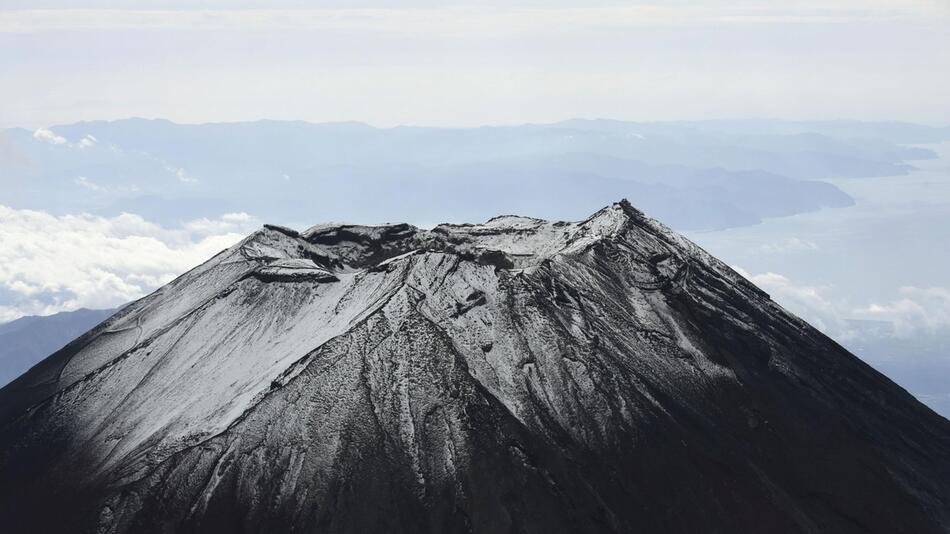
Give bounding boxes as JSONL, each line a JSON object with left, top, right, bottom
{"left": 2, "top": 0, "right": 949, "bottom": 129}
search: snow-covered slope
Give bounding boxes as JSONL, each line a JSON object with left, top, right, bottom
{"left": 1, "top": 200, "right": 948, "bottom": 533}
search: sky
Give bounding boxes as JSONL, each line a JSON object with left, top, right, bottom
{"left": 2, "top": 0, "right": 950, "bottom": 129}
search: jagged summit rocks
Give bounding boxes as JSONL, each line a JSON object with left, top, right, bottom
{"left": 1, "top": 200, "right": 949, "bottom": 533}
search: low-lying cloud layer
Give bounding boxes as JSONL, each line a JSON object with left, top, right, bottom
{"left": 734, "top": 267, "right": 855, "bottom": 339}
{"left": 0, "top": 205, "right": 255, "bottom": 322}
{"left": 736, "top": 266, "right": 950, "bottom": 343}
{"left": 856, "top": 287, "right": 950, "bottom": 337}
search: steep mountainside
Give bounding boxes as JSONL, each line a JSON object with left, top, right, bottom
{"left": 0, "top": 307, "right": 118, "bottom": 387}
{"left": 1, "top": 200, "right": 948, "bottom": 533}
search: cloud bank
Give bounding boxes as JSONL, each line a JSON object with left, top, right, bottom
{"left": 33, "top": 128, "right": 97, "bottom": 149}
{"left": 734, "top": 267, "right": 855, "bottom": 339}
{"left": 736, "top": 266, "right": 950, "bottom": 341}
{"left": 0, "top": 205, "right": 256, "bottom": 322}
{"left": 856, "top": 287, "right": 950, "bottom": 336}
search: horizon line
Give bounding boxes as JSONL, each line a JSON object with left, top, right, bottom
{"left": 7, "top": 116, "right": 949, "bottom": 132}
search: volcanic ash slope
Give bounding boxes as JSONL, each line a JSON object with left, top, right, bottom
{"left": 1, "top": 200, "right": 949, "bottom": 533}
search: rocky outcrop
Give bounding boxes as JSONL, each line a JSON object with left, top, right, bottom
{"left": 1, "top": 200, "right": 948, "bottom": 533}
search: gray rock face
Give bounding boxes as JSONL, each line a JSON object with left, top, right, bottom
{"left": 1, "top": 200, "right": 948, "bottom": 533}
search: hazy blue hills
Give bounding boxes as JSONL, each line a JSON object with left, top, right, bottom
{"left": 4, "top": 118, "right": 943, "bottom": 229}
{"left": 0, "top": 307, "right": 117, "bottom": 387}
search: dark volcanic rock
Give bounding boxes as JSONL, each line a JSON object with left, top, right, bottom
{"left": 0, "top": 200, "right": 948, "bottom": 533}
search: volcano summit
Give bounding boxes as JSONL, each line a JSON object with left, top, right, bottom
{"left": 1, "top": 200, "right": 948, "bottom": 533}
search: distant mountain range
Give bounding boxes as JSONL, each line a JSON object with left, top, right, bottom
{"left": 4, "top": 118, "right": 946, "bottom": 230}
{"left": 0, "top": 307, "right": 117, "bottom": 387}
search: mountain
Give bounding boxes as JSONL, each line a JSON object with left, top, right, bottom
{"left": 1, "top": 201, "right": 948, "bottom": 533}
{"left": 7, "top": 117, "right": 928, "bottom": 229}
{"left": 0, "top": 307, "right": 117, "bottom": 387}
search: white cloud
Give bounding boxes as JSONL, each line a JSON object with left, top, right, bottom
{"left": 736, "top": 266, "right": 950, "bottom": 341}
{"left": 74, "top": 175, "right": 106, "bottom": 192}
{"left": 33, "top": 129, "right": 99, "bottom": 149}
{"left": 32, "top": 128, "right": 67, "bottom": 145}
{"left": 854, "top": 286, "right": 950, "bottom": 336}
{"left": 164, "top": 165, "right": 197, "bottom": 183}
{"left": 734, "top": 266, "right": 854, "bottom": 339}
{"left": 72, "top": 175, "right": 141, "bottom": 194}
{"left": 0, "top": 205, "right": 258, "bottom": 323}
